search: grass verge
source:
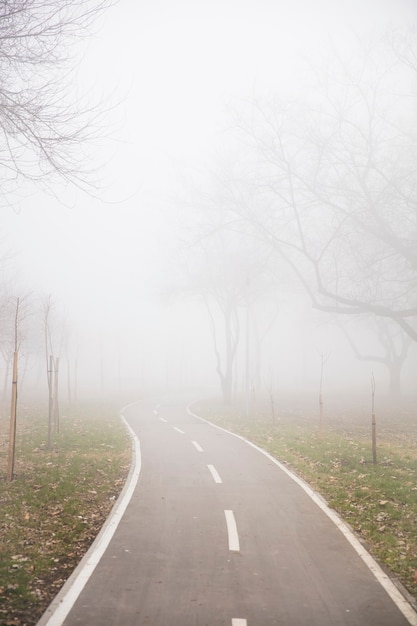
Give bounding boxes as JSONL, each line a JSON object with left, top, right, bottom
{"left": 195, "top": 399, "right": 417, "bottom": 606}
{"left": 0, "top": 403, "right": 131, "bottom": 626}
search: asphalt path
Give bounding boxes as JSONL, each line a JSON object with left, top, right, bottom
{"left": 38, "top": 397, "right": 417, "bottom": 626}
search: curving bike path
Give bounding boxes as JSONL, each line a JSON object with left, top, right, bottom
{"left": 37, "top": 398, "right": 417, "bottom": 626}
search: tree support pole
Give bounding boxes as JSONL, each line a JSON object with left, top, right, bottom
{"left": 48, "top": 354, "right": 53, "bottom": 449}
{"left": 7, "top": 351, "right": 18, "bottom": 482}
{"left": 371, "top": 373, "right": 377, "bottom": 465}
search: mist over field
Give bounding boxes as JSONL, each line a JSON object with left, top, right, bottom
{"left": 1, "top": 0, "right": 416, "bottom": 413}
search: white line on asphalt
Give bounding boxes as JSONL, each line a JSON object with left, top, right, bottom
{"left": 173, "top": 426, "right": 185, "bottom": 434}
{"left": 232, "top": 620, "right": 247, "bottom": 626}
{"left": 207, "top": 464, "right": 223, "bottom": 483}
{"left": 192, "top": 440, "right": 204, "bottom": 452}
{"left": 188, "top": 403, "right": 417, "bottom": 626}
{"left": 224, "top": 510, "right": 240, "bottom": 552}
{"left": 37, "top": 409, "right": 142, "bottom": 626}
{"left": 159, "top": 417, "right": 168, "bottom": 423}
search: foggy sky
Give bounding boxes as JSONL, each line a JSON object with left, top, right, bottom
{"left": 2, "top": 0, "right": 417, "bottom": 399}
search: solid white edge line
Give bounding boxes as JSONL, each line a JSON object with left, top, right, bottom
{"left": 224, "top": 509, "right": 240, "bottom": 552}
{"left": 36, "top": 404, "right": 142, "bottom": 626}
{"left": 232, "top": 619, "right": 247, "bottom": 626}
{"left": 187, "top": 402, "right": 417, "bottom": 626}
{"left": 207, "top": 464, "right": 223, "bottom": 484}
{"left": 192, "top": 440, "right": 204, "bottom": 452}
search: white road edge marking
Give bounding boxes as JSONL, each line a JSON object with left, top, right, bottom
{"left": 187, "top": 403, "right": 417, "bottom": 626}
{"left": 208, "top": 464, "right": 223, "bottom": 484}
{"left": 232, "top": 620, "right": 247, "bottom": 626}
{"left": 36, "top": 404, "right": 142, "bottom": 626}
{"left": 173, "top": 426, "right": 185, "bottom": 434}
{"left": 224, "top": 510, "right": 240, "bottom": 552}
{"left": 192, "top": 440, "right": 204, "bottom": 452}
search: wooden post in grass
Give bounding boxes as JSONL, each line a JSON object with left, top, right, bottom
{"left": 265, "top": 368, "right": 277, "bottom": 426}
{"left": 319, "top": 353, "right": 325, "bottom": 437}
{"left": 74, "top": 358, "right": 78, "bottom": 405}
{"left": 7, "top": 350, "right": 18, "bottom": 481}
{"left": 7, "top": 297, "right": 21, "bottom": 481}
{"left": 47, "top": 354, "right": 53, "bottom": 448}
{"left": 371, "top": 372, "right": 377, "bottom": 465}
{"left": 67, "top": 358, "right": 72, "bottom": 414}
{"left": 53, "top": 356, "right": 60, "bottom": 433}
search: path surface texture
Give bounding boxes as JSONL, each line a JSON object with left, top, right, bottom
{"left": 38, "top": 398, "right": 417, "bottom": 626}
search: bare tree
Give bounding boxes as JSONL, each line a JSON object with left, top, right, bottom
{"left": 184, "top": 234, "right": 246, "bottom": 405}
{"left": 0, "top": 0, "right": 113, "bottom": 197}
{"left": 173, "top": 166, "right": 286, "bottom": 405}
{"left": 233, "top": 35, "right": 417, "bottom": 342}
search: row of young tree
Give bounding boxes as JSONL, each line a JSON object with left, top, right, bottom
{"left": 173, "top": 29, "right": 417, "bottom": 407}
{"left": 1, "top": 291, "right": 78, "bottom": 480}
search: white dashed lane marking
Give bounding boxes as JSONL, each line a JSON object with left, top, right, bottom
{"left": 160, "top": 414, "right": 245, "bottom": 625}
{"left": 224, "top": 510, "right": 240, "bottom": 553}
{"left": 207, "top": 464, "right": 223, "bottom": 484}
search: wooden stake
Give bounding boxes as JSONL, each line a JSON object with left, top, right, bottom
{"left": 53, "top": 356, "right": 60, "bottom": 433}
{"left": 47, "top": 354, "right": 53, "bottom": 449}
{"left": 319, "top": 352, "right": 324, "bottom": 437}
{"left": 67, "top": 358, "right": 72, "bottom": 412}
{"left": 371, "top": 372, "right": 377, "bottom": 465}
{"left": 7, "top": 351, "right": 18, "bottom": 482}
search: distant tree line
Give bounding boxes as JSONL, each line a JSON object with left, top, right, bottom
{"left": 174, "top": 29, "right": 417, "bottom": 405}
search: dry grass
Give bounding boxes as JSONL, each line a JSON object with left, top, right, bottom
{"left": 0, "top": 402, "right": 131, "bottom": 626}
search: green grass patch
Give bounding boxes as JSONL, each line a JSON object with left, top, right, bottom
{"left": 0, "top": 403, "right": 131, "bottom": 626}
{"left": 196, "top": 401, "right": 417, "bottom": 603}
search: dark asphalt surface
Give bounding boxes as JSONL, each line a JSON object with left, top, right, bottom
{"left": 38, "top": 397, "right": 416, "bottom": 625}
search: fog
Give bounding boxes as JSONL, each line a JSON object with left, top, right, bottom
{"left": 2, "top": 0, "right": 417, "bottom": 410}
